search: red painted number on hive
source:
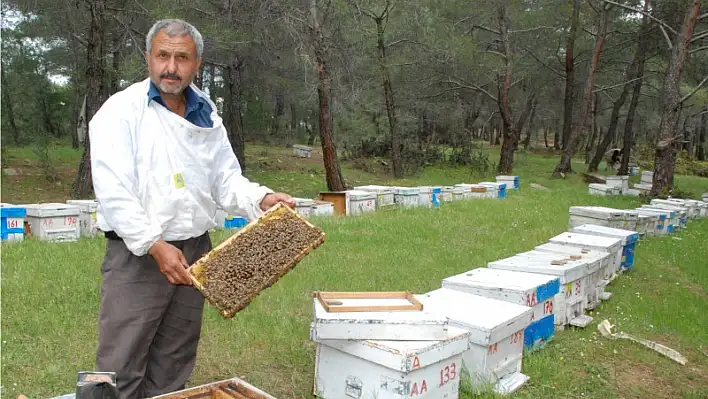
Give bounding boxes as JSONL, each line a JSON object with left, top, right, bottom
{"left": 439, "top": 362, "right": 457, "bottom": 387}
{"left": 575, "top": 280, "right": 582, "bottom": 296}
{"left": 543, "top": 300, "right": 553, "bottom": 315}
{"left": 43, "top": 219, "right": 54, "bottom": 226}
{"left": 509, "top": 330, "right": 522, "bottom": 345}
{"left": 65, "top": 216, "right": 77, "bottom": 225}
{"left": 7, "top": 219, "right": 20, "bottom": 228}
{"left": 526, "top": 292, "right": 537, "bottom": 307}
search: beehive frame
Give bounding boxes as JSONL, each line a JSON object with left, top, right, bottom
{"left": 313, "top": 291, "right": 424, "bottom": 312}
{"left": 188, "top": 202, "right": 326, "bottom": 318}
{"left": 149, "top": 378, "right": 274, "bottom": 399}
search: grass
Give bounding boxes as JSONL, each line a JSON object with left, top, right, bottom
{"left": 1, "top": 143, "right": 708, "bottom": 398}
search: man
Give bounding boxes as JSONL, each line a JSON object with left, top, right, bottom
{"left": 89, "top": 19, "right": 294, "bottom": 399}
{"left": 604, "top": 147, "right": 623, "bottom": 172}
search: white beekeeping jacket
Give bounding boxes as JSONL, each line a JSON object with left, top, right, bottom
{"left": 89, "top": 78, "right": 273, "bottom": 256}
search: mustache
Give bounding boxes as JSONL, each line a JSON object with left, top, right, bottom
{"left": 161, "top": 72, "right": 181, "bottom": 80}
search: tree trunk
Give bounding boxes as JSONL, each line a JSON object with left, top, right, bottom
{"left": 544, "top": 127, "right": 549, "bottom": 148}
{"left": 271, "top": 92, "right": 285, "bottom": 139}
{"left": 72, "top": 0, "right": 106, "bottom": 199}
{"left": 561, "top": 0, "right": 581, "bottom": 151}
{"left": 290, "top": 103, "right": 297, "bottom": 133}
{"left": 585, "top": 93, "right": 600, "bottom": 164}
{"left": 696, "top": 111, "right": 706, "bottom": 161}
{"left": 311, "top": 0, "right": 345, "bottom": 191}
{"left": 523, "top": 99, "right": 537, "bottom": 150}
{"left": 651, "top": 0, "right": 701, "bottom": 197}
{"left": 224, "top": 59, "right": 246, "bottom": 171}
{"left": 496, "top": 3, "right": 522, "bottom": 174}
{"left": 374, "top": 16, "right": 402, "bottom": 178}
{"left": 208, "top": 63, "right": 217, "bottom": 103}
{"left": 554, "top": 128, "right": 560, "bottom": 149}
{"left": 110, "top": 33, "right": 121, "bottom": 94}
{"left": 553, "top": 2, "right": 611, "bottom": 177}
{"left": 1, "top": 66, "right": 20, "bottom": 144}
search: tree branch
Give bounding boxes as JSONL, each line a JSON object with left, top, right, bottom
{"left": 510, "top": 26, "right": 556, "bottom": 34}
{"left": 593, "top": 76, "right": 645, "bottom": 93}
{"left": 603, "top": 0, "right": 677, "bottom": 35}
{"left": 471, "top": 25, "right": 501, "bottom": 35}
{"left": 522, "top": 45, "right": 564, "bottom": 78}
{"left": 680, "top": 76, "right": 708, "bottom": 103}
{"left": 659, "top": 25, "right": 673, "bottom": 49}
{"left": 442, "top": 80, "right": 498, "bottom": 102}
{"left": 690, "top": 45, "right": 708, "bottom": 54}
{"left": 691, "top": 29, "right": 708, "bottom": 43}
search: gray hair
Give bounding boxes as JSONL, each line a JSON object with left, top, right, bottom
{"left": 146, "top": 19, "right": 204, "bottom": 58}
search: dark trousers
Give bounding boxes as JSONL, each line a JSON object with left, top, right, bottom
{"left": 95, "top": 233, "right": 212, "bottom": 399}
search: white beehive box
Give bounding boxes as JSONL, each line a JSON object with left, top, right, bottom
{"left": 347, "top": 190, "right": 377, "bottom": 216}
{"left": 637, "top": 207, "right": 678, "bottom": 233}
{"left": 479, "top": 182, "right": 507, "bottom": 199}
{"left": 311, "top": 200, "right": 335, "bottom": 217}
{"left": 293, "top": 144, "right": 313, "bottom": 158}
{"left": 487, "top": 252, "right": 597, "bottom": 329}
{"left": 533, "top": 243, "right": 611, "bottom": 308}
{"left": 415, "top": 186, "right": 432, "bottom": 208}
{"left": 641, "top": 171, "right": 653, "bottom": 184}
{"left": 310, "top": 294, "right": 449, "bottom": 341}
{"left": 661, "top": 198, "right": 700, "bottom": 219}
{"left": 508, "top": 250, "right": 604, "bottom": 314}
{"left": 451, "top": 187, "right": 465, "bottom": 201}
{"left": 354, "top": 185, "right": 395, "bottom": 208}
{"left": 418, "top": 289, "right": 533, "bottom": 395}
{"left": 454, "top": 184, "right": 488, "bottom": 199}
{"left": 440, "top": 187, "right": 454, "bottom": 202}
{"left": 25, "top": 203, "right": 81, "bottom": 242}
{"left": 442, "top": 268, "right": 559, "bottom": 351}
{"left": 294, "top": 198, "right": 314, "bottom": 217}
{"left": 588, "top": 183, "right": 619, "bottom": 196}
{"left": 390, "top": 186, "right": 419, "bottom": 208}
{"left": 633, "top": 183, "right": 653, "bottom": 194}
{"left": 569, "top": 206, "right": 626, "bottom": 229}
{"left": 313, "top": 325, "right": 470, "bottom": 399}
{"left": 570, "top": 224, "right": 640, "bottom": 273}
{"left": 643, "top": 203, "right": 687, "bottom": 229}
{"left": 633, "top": 213, "right": 654, "bottom": 236}
{"left": 66, "top": 199, "right": 99, "bottom": 237}
{"left": 634, "top": 209, "right": 665, "bottom": 235}
{"left": 605, "top": 175, "right": 629, "bottom": 192}
{"left": 547, "top": 232, "right": 623, "bottom": 288}
{"left": 496, "top": 175, "right": 519, "bottom": 190}
{"left": 686, "top": 200, "right": 708, "bottom": 217}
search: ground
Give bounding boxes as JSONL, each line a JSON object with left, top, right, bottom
{"left": 1, "top": 142, "right": 707, "bottom": 399}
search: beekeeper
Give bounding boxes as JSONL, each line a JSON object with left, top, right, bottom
{"left": 89, "top": 18, "right": 294, "bottom": 399}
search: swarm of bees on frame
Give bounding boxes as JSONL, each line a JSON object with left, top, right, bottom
{"left": 191, "top": 204, "right": 325, "bottom": 318}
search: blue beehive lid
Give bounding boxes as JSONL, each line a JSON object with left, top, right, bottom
{"left": 1, "top": 203, "right": 27, "bottom": 218}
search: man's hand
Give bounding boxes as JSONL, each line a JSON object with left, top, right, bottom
{"left": 260, "top": 192, "right": 295, "bottom": 211}
{"left": 149, "top": 239, "right": 193, "bottom": 285}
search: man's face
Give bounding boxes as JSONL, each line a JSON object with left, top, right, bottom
{"left": 146, "top": 28, "right": 201, "bottom": 95}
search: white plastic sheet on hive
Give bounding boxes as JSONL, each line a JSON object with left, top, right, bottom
{"left": 66, "top": 199, "right": 99, "bottom": 237}
{"left": 346, "top": 190, "right": 377, "bottom": 216}
{"left": 24, "top": 203, "right": 81, "bottom": 242}
{"left": 442, "top": 268, "right": 559, "bottom": 351}
{"left": 354, "top": 185, "right": 395, "bottom": 208}
{"left": 570, "top": 224, "right": 639, "bottom": 273}
{"left": 293, "top": 198, "right": 314, "bottom": 217}
{"left": 418, "top": 288, "right": 533, "bottom": 395}
{"left": 310, "top": 295, "right": 449, "bottom": 341}
{"left": 489, "top": 251, "right": 598, "bottom": 328}
{"left": 533, "top": 243, "right": 611, "bottom": 309}
{"left": 588, "top": 183, "right": 619, "bottom": 196}
{"left": 313, "top": 325, "right": 470, "bottom": 399}
{"left": 547, "top": 232, "right": 623, "bottom": 290}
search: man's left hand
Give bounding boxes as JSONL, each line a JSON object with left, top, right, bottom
{"left": 260, "top": 192, "right": 295, "bottom": 211}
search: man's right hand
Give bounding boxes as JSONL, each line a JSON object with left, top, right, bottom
{"left": 149, "top": 239, "right": 193, "bottom": 285}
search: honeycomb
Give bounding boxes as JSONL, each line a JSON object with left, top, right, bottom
{"left": 151, "top": 380, "right": 269, "bottom": 399}
{"left": 188, "top": 203, "right": 325, "bottom": 318}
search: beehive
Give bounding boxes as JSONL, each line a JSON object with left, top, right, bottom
{"left": 188, "top": 203, "right": 325, "bottom": 318}
{"left": 149, "top": 378, "right": 276, "bottom": 399}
